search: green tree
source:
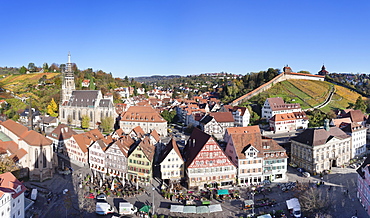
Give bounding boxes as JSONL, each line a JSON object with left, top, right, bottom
{"left": 47, "top": 98, "right": 58, "bottom": 117}
{"left": 354, "top": 96, "right": 367, "bottom": 112}
{"left": 101, "top": 116, "right": 114, "bottom": 132}
{"left": 161, "top": 110, "right": 176, "bottom": 123}
{"left": 89, "top": 77, "right": 96, "bottom": 90}
{"left": 43, "top": 63, "right": 49, "bottom": 71}
{"left": 81, "top": 115, "right": 90, "bottom": 129}
{"left": 19, "top": 66, "right": 27, "bottom": 74}
{"left": 28, "top": 63, "right": 36, "bottom": 72}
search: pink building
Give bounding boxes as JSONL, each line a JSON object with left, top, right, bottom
{"left": 357, "top": 156, "right": 370, "bottom": 215}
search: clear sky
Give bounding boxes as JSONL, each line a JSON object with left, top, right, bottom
{"left": 1, "top": 1, "right": 369, "bottom": 78}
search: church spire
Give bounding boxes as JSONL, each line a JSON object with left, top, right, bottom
{"left": 66, "top": 52, "right": 72, "bottom": 73}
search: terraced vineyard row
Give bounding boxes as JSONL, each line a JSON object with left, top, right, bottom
{"left": 0, "top": 73, "right": 60, "bottom": 91}
{"left": 254, "top": 79, "right": 362, "bottom": 111}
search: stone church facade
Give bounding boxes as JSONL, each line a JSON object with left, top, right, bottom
{"left": 59, "top": 54, "right": 117, "bottom": 129}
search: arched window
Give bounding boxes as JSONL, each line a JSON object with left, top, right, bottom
{"left": 62, "top": 110, "right": 65, "bottom": 119}
{"left": 101, "top": 112, "right": 103, "bottom": 119}
{"left": 90, "top": 111, "right": 93, "bottom": 120}
{"left": 73, "top": 111, "right": 76, "bottom": 120}
{"left": 34, "top": 149, "right": 39, "bottom": 168}
{"left": 78, "top": 111, "right": 81, "bottom": 120}
{"left": 43, "top": 149, "right": 47, "bottom": 168}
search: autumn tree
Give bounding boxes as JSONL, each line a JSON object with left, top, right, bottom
{"left": 81, "top": 115, "right": 90, "bottom": 129}
{"left": 47, "top": 98, "right": 58, "bottom": 117}
{"left": 0, "top": 156, "right": 20, "bottom": 174}
{"left": 101, "top": 116, "right": 114, "bottom": 132}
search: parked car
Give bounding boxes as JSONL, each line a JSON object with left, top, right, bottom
{"left": 302, "top": 172, "right": 310, "bottom": 177}
{"left": 289, "top": 162, "right": 298, "bottom": 168}
{"left": 96, "top": 193, "right": 107, "bottom": 201}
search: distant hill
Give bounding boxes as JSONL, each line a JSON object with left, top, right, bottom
{"left": 250, "top": 79, "right": 361, "bottom": 112}
{"left": 132, "top": 75, "right": 181, "bottom": 83}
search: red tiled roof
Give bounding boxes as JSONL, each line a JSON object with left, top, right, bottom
{"left": 120, "top": 106, "right": 166, "bottom": 123}
{"left": 209, "top": 112, "right": 234, "bottom": 122}
{"left": 0, "top": 172, "right": 27, "bottom": 199}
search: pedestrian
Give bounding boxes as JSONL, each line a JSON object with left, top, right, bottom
{"left": 347, "top": 189, "right": 349, "bottom": 195}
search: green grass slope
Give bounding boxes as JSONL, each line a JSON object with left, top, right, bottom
{"left": 254, "top": 79, "right": 361, "bottom": 111}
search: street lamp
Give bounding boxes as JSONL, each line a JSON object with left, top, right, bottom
{"left": 251, "top": 186, "right": 256, "bottom": 216}
{"left": 152, "top": 187, "right": 155, "bottom": 216}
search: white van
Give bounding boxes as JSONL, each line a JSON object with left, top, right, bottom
{"left": 286, "top": 198, "right": 301, "bottom": 218}
{"left": 96, "top": 201, "right": 114, "bottom": 215}
{"left": 31, "top": 189, "right": 38, "bottom": 201}
{"left": 119, "top": 202, "right": 137, "bottom": 215}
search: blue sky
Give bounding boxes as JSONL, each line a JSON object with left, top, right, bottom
{"left": 1, "top": 1, "right": 369, "bottom": 78}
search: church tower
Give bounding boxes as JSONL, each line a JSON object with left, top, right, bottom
{"left": 61, "top": 52, "right": 76, "bottom": 104}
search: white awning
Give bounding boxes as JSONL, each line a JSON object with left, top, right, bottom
{"left": 170, "top": 205, "right": 184, "bottom": 213}
{"left": 208, "top": 204, "right": 222, "bottom": 213}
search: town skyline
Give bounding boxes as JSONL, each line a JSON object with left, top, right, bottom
{"left": 1, "top": 1, "right": 370, "bottom": 77}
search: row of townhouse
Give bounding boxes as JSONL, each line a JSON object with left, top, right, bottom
{"left": 50, "top": 123, "right": 161, "bottom": 184}
{"left": 158, "top": 125, "right": 288, "bottom": 189}
{"left": 291, "top": 119, "right": 367, "bottom": 174}
{"left": 224, "top": 126, "right": 288, "bottom": 185}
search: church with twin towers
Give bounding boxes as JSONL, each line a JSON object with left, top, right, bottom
{"left": 59, "top": 53, "right": 117, "bottom": 129}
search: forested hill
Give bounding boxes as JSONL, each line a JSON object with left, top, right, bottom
{"left": 133, "top": 75, "right": 181, "bottom": 83}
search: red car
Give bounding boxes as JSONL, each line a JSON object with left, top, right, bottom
{"left": 85, "top": 193, "right": 95, "bottom": 199}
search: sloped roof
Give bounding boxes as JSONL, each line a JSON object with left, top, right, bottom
{"left": 138, "top": 136, "right": 155, "bottom": 162}
{"left": 183, "top": 128, "right": 213, "bottom": 167}
{"left": 347, "top": 110, "right": 365, "bottom": 123}
{"left": 341, "top": 122, "right": 366, "bottom": 133}
{"left": 99, "top": 99, "right": 113, "bottom": 108}
{"left": 270, "top": 111, "right": 308, "bottom": 122}
{"left": 9, "top": 148, "right": 27, "bottom": 162}
{"left": 72, "top": 134, "right": 91, "bottom": 153}
{"left": 0, "top": 141, "right": 18, "bottom": 155}
{"left": 150, "top": 129, "right": 160, "bottom": 142}
{"left": 266, "top": 97, "right": 301, "bottom": 111}
{"left": 229, "top": 130, "right": 263, "bottom": 158}
{"left": 1, "top": 119, "right": 28, "bottom": 138}
{"left": 21, "top": 130, "right": 52, "bottom": 146}
{"left": 66, "top": 90, "right": 100, "bottom": 107}
{"left": 120, "top": 106, "right": 166, "bottom": 123}
{"left": 158, "top": 137, "right": 183, "bottom": 164}
{"left": 226, "top": 126, "right": 260, "bottom": 135}
{"left": 261, "top": 139, "right": 288, "bottom": 160}
{"left": 292, "top": 127, "right": 350, "bottom": 146}
{"left": 331, "top": 117, "right": 352, "bottom": 127}
{"left": 0, "top": 172, "right": 27, "bottom": 199}
{"left": 131, "top": 126, "right": 145, "bottom": 138}
{"left": 357, "top": 155, "right": 370, "bottom": 179}
{"left": 210, "top": 112, "right": 234, "bottom": 123}
{"left": 47, "top": 124, "right": 77, "bottom": 141}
